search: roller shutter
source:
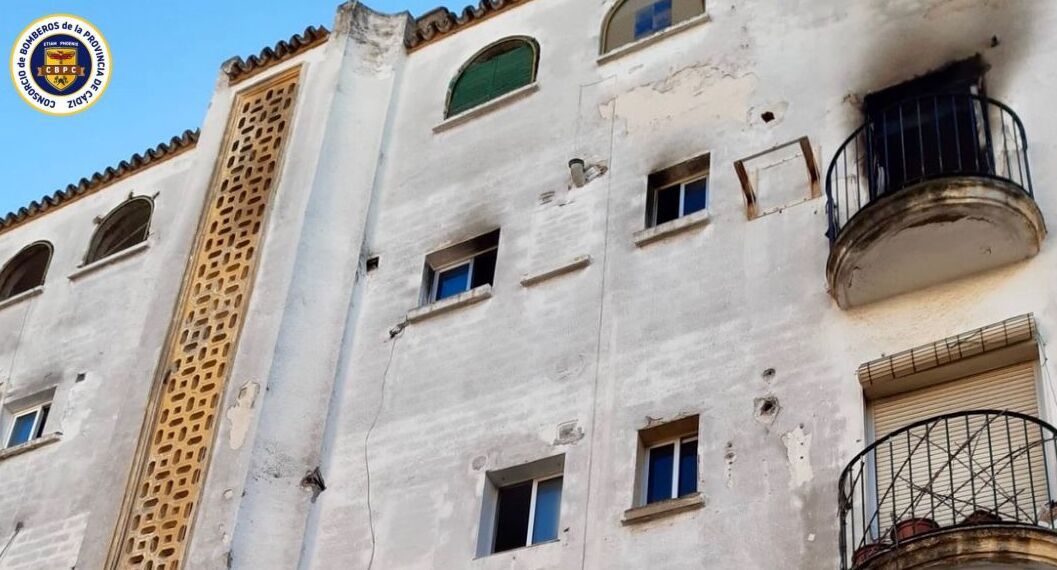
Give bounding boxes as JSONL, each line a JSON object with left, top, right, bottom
{"left": 870, "top": 361, "right": 1043, "bottom": 531}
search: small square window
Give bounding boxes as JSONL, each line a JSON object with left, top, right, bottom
{"left": 635, "top": 415, "right": 699, "bottom": 507}
{"left": 478, "top": 454, "right": 564, "bottom": 557}
{"left": 5, "top": 403, "right": 50, "bottom": 448}
{"left": 423, "top": 229, "right": 500, "bottom": 304}
{"left": 646, "top": 154, "right": 710, "bottom": 228}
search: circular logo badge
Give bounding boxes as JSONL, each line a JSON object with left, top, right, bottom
{"left": 10, "top": 14, "right": 111, "bottom": 115}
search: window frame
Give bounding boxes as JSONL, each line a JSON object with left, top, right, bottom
{"left": 0, "top": 241, "right": 54, "bottom": 301}
{"left": 643, "top": 434, "right": 698, "bottom": 504}
{"left": 650, "top": 174, "right": 709, "bottom": 227}
{"left": 84, "top": 196, "right": 154, "bottom": 266}
{"left": 4, "top": 403, "right": 49, "bottom": 449}
{"left": 600, "top": 0, "right": 706, "bottom": 55}
{"left": 492, "top": 473, "right": 563, "bottom": 553}
{"left": 445, "top": 37, "right": 541, "bottom": 119}
{"left": 429, "top": 245, "right": 498, "bottom": 302}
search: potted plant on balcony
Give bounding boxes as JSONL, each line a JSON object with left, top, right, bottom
{"left": 852, "top": 542, "right": 889, "bottom": 567}
{"left": 960, "top": 509, "right": 1002, "bottom": 525}
{"left": 890, "top": 517, "right": 939, "bottom": 542}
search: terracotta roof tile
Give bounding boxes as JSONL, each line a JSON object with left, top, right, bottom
{"left": 223, "top": 25, "right": 330, "bottom": 84}
{"left": 408, "top": 0, "right": 537, "bottom": 51}
{"left": 0, "top": 130, "right": 199, "bottom": 235}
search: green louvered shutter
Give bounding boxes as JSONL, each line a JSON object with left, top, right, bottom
{"left": 449, "top": 59, "right": 497, "bottom": 116}
{"left": 448, "top": 41, "right": 534, "bottom": 117}
{"left": 491, "top": 43, "right": 534, "bottom": 96}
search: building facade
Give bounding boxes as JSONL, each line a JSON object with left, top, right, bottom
{"left": 1, "top": 1, "right": 1057, "bottom": 568}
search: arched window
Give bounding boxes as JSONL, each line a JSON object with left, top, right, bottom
{"left": 85, "top": 197, "right": 153, "bottom": 264}
{"left": 0, "top": 242, "right": 52, "bottom": 301}
{"left": 601, "top": 0, "right": 705, "bottom": 54}
{"left": 446, "top": 38, "right": 539, "bottom": 118}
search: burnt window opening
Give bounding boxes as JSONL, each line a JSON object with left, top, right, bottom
{"left": 85, "top": 197, "right": 153, "bottom": 264}
{"left": 645, "top": 153, "right": 710, "bottom": 228}
{"left": 0, "top": 242, "right": 52, "bottom": 301}
{"left": 863, "top": 56, "right": 989, "bottom": 197}
{"left": 365, "top": 256, "right": 380, "bottom": 273}
{"left": 422, "top": 229, "right": 500, "bottom": 304}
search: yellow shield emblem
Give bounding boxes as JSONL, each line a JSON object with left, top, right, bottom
{"left": 40, "top": 48, "right": 83, "bottom": 92}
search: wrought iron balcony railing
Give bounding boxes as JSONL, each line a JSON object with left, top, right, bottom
{"left": 838, "top": 410, "right": 1057, "bottom": 569}
{"left": 825, "top": 94, "right": 1033, "bottom": 241}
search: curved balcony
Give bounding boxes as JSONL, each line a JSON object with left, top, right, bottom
{"left": 839, "top": 410, "right": 1057, "bottom": 570}
{"left": 825, "top": 94, "right": 1045, "bottom": 309}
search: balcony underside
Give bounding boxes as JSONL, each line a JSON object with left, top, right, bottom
{"left": 827, "top": 176, "right": 1045, "bottom": 309}
{"left": 858, "top": 525, "right": 1057, "bottom": 570}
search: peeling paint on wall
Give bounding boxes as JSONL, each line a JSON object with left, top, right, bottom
{"left": 600, "top": 64, "right": 759, "bottom": 132}
{"left": 781, "top": 424, "right": 813, "bottom": 488}
{"left": 226, "top": 381, "right": 261, "bottom": 450}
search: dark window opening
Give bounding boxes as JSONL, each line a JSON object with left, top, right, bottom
{"left": 493, "top": 481, "right": 532, "bottom": 553}
{"left": 0, "top": 243, "right": 52, "bottom": 301}
{"left": 863, "top": 56, "right": 988, "bottom": 197}
{"left": 86, "top": 198, "right": 152, "bottom": 264}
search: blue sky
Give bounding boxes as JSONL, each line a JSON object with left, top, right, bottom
{"left": 0, "top": 0, "right": 460, "bottom": 215}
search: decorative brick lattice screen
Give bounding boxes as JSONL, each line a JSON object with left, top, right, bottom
{"left": 110, "top": 67, "right": 300, "bottom": 569}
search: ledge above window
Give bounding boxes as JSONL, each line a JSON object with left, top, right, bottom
{"left": 407, "top": 284, "right": 492, "bottom": 323}
{"left": 622, "top": 492, "right": 704, "bottom": 525}
{"left": 633, "top": 209, "right": 710, "bottom": 247}
{"left": 0, "top": 432, "right": 61, "bottom": 462}
{"left": 0, "top": 285, "right": 44, "bottom": 313}
{"left": 520, "top": 255, "right": 591, "bottom": 287}
{"left": 433, "top": 83, "right": 540, "bottom": 134}
{"left": 68, "top": 241, "right": 150, "bottom": 281}
{"left": 598, "top": 14, "right": 711, "bottom": 66}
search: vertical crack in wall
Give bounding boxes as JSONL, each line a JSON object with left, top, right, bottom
{"left": 108, "top": 67, "right": 302, "bottom": 569}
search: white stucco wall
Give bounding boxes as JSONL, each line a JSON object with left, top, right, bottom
{"left": 0, "top": 147, "right": 205, "bottom": 568}
{"left": 300, "top": 1, "right": 1057, "bottom": 569}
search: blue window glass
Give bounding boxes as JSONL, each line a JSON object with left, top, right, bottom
{"left": 634, "top": 0, "right": 673, "bottom": 39}
{"left": 646, "top": 443, "right": 675, "bottom": 503}
{"left": 678, "top": 439, "right": 698, "bottom": 497}
{"left": 531, "top": 477, "right": 562, "bottom": 544}
{"left": 435, "top": 262, "right": 471, "bottom": 301}
{"left": 6, "top": 411, "right": 38, "bottom": 448}
{"left": 682, "top": 178, "right": 708, "bottom": 216}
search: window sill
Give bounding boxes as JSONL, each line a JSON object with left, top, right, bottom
{"left": 0, "top": 432, "right": 61, "bottom": 462}
{"left": 597, "top": 14, "right": 711, "bottom": 65}
{"left": 633, "top": 210, "right": 710, "bottom": 247}
{"left": 433, "top": 83, "right": 540, "bottom": 133}
{"left": 68, "top": 241, "right": 150, "bottom": 281}
{"left": 520, "top": 255, "right": 591, "bottom": 287}
{"left": 0, "top": 286, "right": 44, "bottom": 312}
{"left": 407, "top": 284, "right": 493, "bottom": 323}
{"left": 475, "top": 539, "right": 560, "bottom": 560}
{"left": 622, "top": 492, "right": 704, "bottom": 525}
